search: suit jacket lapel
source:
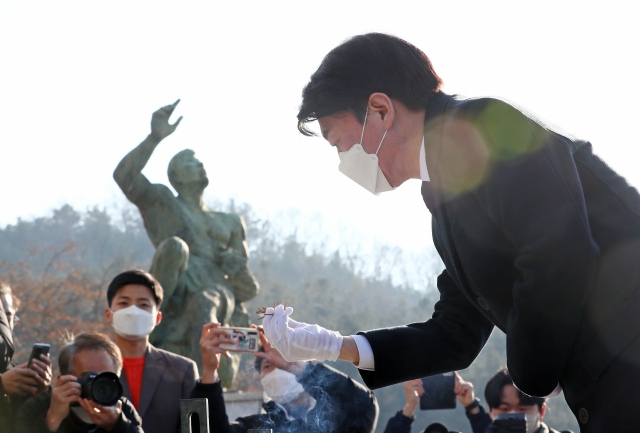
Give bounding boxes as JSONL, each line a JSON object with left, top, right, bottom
{"left": 422, "top": 94, "right": 475, "bottom": 300}
{"left": 120, "top": 368, "right": 132, "bottom": 402}
{"left": 137, "top": 344, "right": 165, "bottom": 419}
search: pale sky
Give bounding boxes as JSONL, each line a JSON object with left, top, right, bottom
{"left": 1, "top": 1, "right": 639, "bottom": 254}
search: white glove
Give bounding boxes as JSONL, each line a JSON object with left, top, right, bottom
{"left": 261, "top": 304, "right": 343, "bottom": 362}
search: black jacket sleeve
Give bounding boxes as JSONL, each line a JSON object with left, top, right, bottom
{"left": 298, "top": 362, "right": 379, "bottom": 433}
{"left": 190, "top": 379, "right": 231, "bottom": 433}
{"left": 469, "top": 100, "right": 598, "bottom": 396}
{"left": 112, "top": 397, "right": 144, "bottom": 433}
{"left": 382, "top": 410, "right": 414, "bottom": 433}
{"left": 0, "top": 301, "right": 14, "bottom": 373}
{"left": 358, "top": 269, "right": 494, "bottom": 389}
{"left": 14, "top": 391, "right": 51, "bottom": 433}
{"left": 466, "top": 404, "right": 492, "bottom": 433}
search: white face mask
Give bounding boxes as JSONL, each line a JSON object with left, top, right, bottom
{"left": 525, "top": 411, "right": 541, "bottom": 433}
{"left": 260, "top": 368, "right": 305, "bottom": 405}
{"left": 110, "top": 305, "right": 156, "bottom": 340}
{"left": 70, "top": 406, "right": 95, "bottom": 425}
{"left": 338, "top": 107, "right": 394, "bottom": 196}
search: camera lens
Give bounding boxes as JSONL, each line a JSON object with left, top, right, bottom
{"left": 86, "top": 372, "right": 123, "bottom": 406}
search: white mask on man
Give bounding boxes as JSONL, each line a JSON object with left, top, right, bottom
{"left": 110, "top": 305, "right": 156, "bottom": 340}
{"left": 338, "top": 106, "right": 394, "bottom": 196}
{"left": 260, "top": 368, "right": 305, "bottom": 405}
{"left": 525, "top": 411, "right": 541, "bottom": 433}
{"left": 70, "top": 406, "right": 95, "bottom": 425}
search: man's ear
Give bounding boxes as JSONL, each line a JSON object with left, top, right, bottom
{"left": 539, "top": 403, "right": 546, "bottom": 420}
{"left": 368, "top": 93, "right": 395, "bottom": 130}
{"left": 155, "top": 311, "right": 162, "bottom": 326}
{"left": 105, "top": 308, "right": 113, "bottom": 324}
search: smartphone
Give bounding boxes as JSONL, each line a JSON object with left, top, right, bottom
{"left": 490, "top": 412, "right": 526, "bottom": 433}
{"left": 27, "top": 343, "right": 50, "bottom": 368}
{"left": 419, "top": 373, "right": 457, "bottom": 410}
{"left": 218, "top": 327, "right": 259, "bottom": 352}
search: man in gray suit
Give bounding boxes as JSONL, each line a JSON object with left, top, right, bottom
{"left": 104, "top": 270, "right": 233, "bottom": 433}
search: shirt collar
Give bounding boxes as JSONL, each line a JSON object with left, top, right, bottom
{"left": 419, "top": 137, "right": 430, "bottom": 181}
{"left": 420, "top": 91, "right": 452, "bottom": 183}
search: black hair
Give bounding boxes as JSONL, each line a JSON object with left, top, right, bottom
{"left": 423, "top": 422, "right": 450, "bottom": 433}
{"left": 254, "top": 345, "right": 266, "bottom": 373}
{"left": 297, "top": 32, "right": 443, "bottom": 136}
{"left": 106, "top": 270, "right": 164, "bottom": 308}
{"left": 485, "top": 368, "right": 546, "bottom": 410}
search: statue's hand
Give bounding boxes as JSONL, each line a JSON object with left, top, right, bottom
{"left": 219, "top": 250, "right": 246, "bottom": 277}
{"left": 150, "top": 99, "right": 183, "bottom": 142}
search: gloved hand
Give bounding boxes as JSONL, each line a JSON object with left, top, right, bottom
{"left": 261, "top": 304, "right": 343, "bottom": 362}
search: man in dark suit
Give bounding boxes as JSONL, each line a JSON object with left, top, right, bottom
{"left": 105, "top": 270, "right": 227, "bottom": 433}
{"left": 260, "top": 33, "right": 640, "bottom": 432}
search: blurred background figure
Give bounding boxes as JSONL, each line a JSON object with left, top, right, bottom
{"left": 0, "top": 283, "right": 52, "bottom": 433}
{"left": 0, "top": 283, "right": 15, "bottom": 372}
{"left": 455, "top": 369, "right": 573, "bottom": 433}
{"left": 105, "top": 270, "right": 224, "bottom": 433}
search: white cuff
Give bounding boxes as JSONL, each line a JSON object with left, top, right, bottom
{"left": 351, "top": 335, "right": 375, "bottom": 371}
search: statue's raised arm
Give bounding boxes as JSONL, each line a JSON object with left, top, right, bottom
{"left": 113, "top": 100, "right": 183, "bottom": 204}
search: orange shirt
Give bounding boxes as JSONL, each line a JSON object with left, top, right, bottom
{"left": 122, "top": 357, "right": 145, "bottom": 410}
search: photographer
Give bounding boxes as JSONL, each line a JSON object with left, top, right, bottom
{"left": 15, "top": 332, "right": 143, "bottom": 433}
{"left": 454, "top": 370, "right": 572, "bottom": 433}
{"left": 200, "top": 325, "right": 378, "bottom": 433}
{"left": 0, "top": 283, "right": 53, "bottom": 433}
{"left": 104, "top": 270, "right": 223, "bottom": 433}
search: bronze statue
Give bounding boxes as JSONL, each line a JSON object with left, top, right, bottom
{"left": 114, "top": 100, "right": 259, "bottom": 387}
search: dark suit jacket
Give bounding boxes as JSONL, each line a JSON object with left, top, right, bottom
{"left": 359, "top": 91, "right": 640, "bottom": 397}
{"left": 120, "top": 344, "right": 198, "bottom": 433}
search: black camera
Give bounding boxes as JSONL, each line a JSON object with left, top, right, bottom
{"left": 76, "top": 371, "right": 123, "bottom": 406}
{"left": 485, "top": 413, "right": 526, "bottom": 433}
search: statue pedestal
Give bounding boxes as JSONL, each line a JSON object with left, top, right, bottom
{"left": 223, "top": 391, "right": 264, "bottom": 421}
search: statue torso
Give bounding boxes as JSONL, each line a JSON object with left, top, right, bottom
{"left": 138, "top": 188, "right": 238, "bottom": 263}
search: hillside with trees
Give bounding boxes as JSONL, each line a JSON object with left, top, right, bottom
{"left": 0, "top": 201, "right": 579, "bottom": 432}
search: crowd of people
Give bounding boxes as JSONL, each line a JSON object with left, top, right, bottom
{"left": 0, "top": 270, "right": 576, "bottom": 433}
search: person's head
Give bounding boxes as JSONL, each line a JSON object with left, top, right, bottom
{"left": 58, "top": 332, "right": 123, "bottom": 377}
{"left": 167, "top": 149, "right": 208, "bottom": 194}
{"left": 297, "top": 33, "right": 443, "bottom": 190}
{"left": 105, "top": 270, "right": 163, "bottom": 341}
{"left": 0, "top": 283, "right": 19, "bottom": 332}
{"left": 254, "top": 346, "right": 305, "bottom": 405}
{"left": 423, "top": 422, "right": 450, "bottom": 433}
{"left": 485, "top": 368, "right": 546, "bottom": 431}
{"left": 298, "top": 32, "right": 442, "bottom": 137}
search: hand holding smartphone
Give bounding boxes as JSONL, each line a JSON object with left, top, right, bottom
{"left": 27, "top": 343, "right": 50, "bottom": 368}
{"left": 218, "top": 327, "right": 259, "bottom": 352}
